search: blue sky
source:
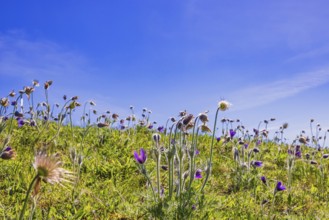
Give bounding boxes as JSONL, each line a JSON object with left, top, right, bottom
{"left": 1, "top": 0, "right": 329, "bottom": 141}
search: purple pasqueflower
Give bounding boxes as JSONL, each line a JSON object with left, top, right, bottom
{"left": 195, "top": 149, "right": 200, "bottom": 155}
{"left": 260, "top": 176, "right": 267, "bottom": 185}
{"left": 229, "top": 129, "right": 236, "bottom": 138}
{"left": 17, "top": 118, "right": 25, "bottom": 127}
{"left": 253, "top": 128, "right": 259, "bottom": 136}
{"left": 275, "top": 181, "right": 286, "bottom": 192}
{"left": 195, "top": 169, "right": 202, "bottom": 179}
{"left": 244, "top": 143, "right": 249, "bottom": 149}
{"left": 134, "top": 148, "right": 147, "bottom": 164}
{"left": 252, "top": 160, "right": 263, "bottom": 167}
{"left": 323, "top": 154, "right": 329, "bottom": 159}
{"left": 216, "top": 137, "right": 221, "bottom": 142}
{"left": 253, "top": 147, "right": 260, "bottom": 153}
{"left": 295, "top": 150, "right": 302, "bottom": 158}
{"left": 157, "top": 126, "right": 165, "bottom": 133}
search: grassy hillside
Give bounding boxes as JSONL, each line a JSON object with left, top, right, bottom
{"left": 1, "top": 81, "right": 329, "bottom": 219}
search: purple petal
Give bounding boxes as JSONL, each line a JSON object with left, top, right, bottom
{"left": 4, "top": 147, "right": 12, "bottom": 151}
{"left": 195, "top": 169, "right": 202, "bottom": 179}
{"left": 276, "top": 181, "right": 286, "bottom": 191}
{"left": 140, "top": 148, "right": 146, "bottom": 163}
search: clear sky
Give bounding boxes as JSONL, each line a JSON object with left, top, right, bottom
{"left": 1, "top": 0, "right": 329, "bottom": 142}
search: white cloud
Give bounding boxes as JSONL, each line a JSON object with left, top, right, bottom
{"left": 285, "top": 45, "right": 329, "bottom": 63}
{"left": 0, "top": 31, "right": 90, "bottom": 79}
{"left": 0, "top": 31, "right": 125, "bottom": 119}
{"left": 230, "top": 68, "right": 329, "bottom": 111}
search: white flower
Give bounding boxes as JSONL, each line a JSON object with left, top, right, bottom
{"left": 218, "top": 100, "right": 231, "bottom": 111}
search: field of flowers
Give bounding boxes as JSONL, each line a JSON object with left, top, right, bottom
{"left": 1, "top": 80, "right": 329, "bottom": 219}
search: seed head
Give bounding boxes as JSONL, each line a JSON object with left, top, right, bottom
{"left": 299, "top": 136, "right": 307, "bottom": 144}
{"left": 33, "top": 152, "right": 74, "bottom": 185}
{"left": 0, "top": 98, "right": 9, "bottom": 107}
{"left": 44, "top": 80, "right": 53, "bottom": 90}
{"left": 97, "top": 122, "right": 109, "bottom": 128}
{"left": 200, "top": 124, "right": 211, "bottom": 133}
{"left": 218, "top": 100, "right": 231, "bottom": 111}
{"left": 182, "top": 114, "right": 194, "bottom": 126}
{"left": 282, "top": 123, "right": 289, "bottom": 129}
{"left": 9, "top": 90, "right": 16, "bottom": 97}
{"left": 32, "top": 79, "right": 40, "bottom": 87}
{"left": 198, "top": 113, "right": 209, "bottom": 123}
{"left": 0, "top": 147, "right": 16, "bottom": 160}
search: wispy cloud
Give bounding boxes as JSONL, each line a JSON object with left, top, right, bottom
{"left": 285, "top": 45, "right": 329, "bottom": 63}
{"left": 0, "top": 30, "right": 124, "bottom": 117}
{"left": 230, "top": 68, "right": 329, "bottom": 111}
{"left": 0, "top": 30, "right": 91, "bottom": 80}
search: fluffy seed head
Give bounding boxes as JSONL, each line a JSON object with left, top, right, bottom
{"left": 33, "top": 152, "right": 74, "bottom": 185}
{"left": 218, "top": 100, "right": 231, "bottom": 111}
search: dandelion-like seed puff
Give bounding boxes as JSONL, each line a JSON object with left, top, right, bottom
{"left": 218, "top": 100, "right": 231, "bottom": 111}
{"left": 33, "top": 152, "right": 75, "bottom": 185}
{"left": 19, "top": 152, "right": 75, "bottom": 220}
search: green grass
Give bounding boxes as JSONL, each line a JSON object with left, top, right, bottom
{"left": 1, "top": 122, "right": 329, "bottom": 219}
{"left": 0, "top": 85, "right": 328, "bottom": 219}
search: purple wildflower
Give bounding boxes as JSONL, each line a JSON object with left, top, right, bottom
{"left": 252, "top": 161, "right": 263, "bottom": 167}
{"left": 195, "top": 169, "right": 202, "bottom": 179}
{"left": 253, "top": 147, "right": 260, "bottom": 153}
{"left": 14, "top": 111, "right": 24, "bottom": 117}
{"left": 157, "top": 126, "right": 165, "bottom": 133}
{"left": 323, "top": 154, "right": 329, "bottom": 159}
{"left": 17, "top": 118, "right": 25, "bottom": 127}
{"left": 195, "top": 149, "right": 200, "bottom": 155}
{"left": 253, "top": 128, "right": 259, "bottom": 136}
{"left": 134, "top": 148, "right": 147, "bottom": 164}
{"left": 244, "top": 143, "right": 249, "bottom": 149}
{"left": 261, "top": 176, "right": 267, "bottom": 185}
{"left": 216, "top": 137, "right": 221, "bottom": 142}
{"left": 275, "top": 181, "right": 286, "bottom": 192}
{"left": 229, "top": 129, "right": 236, "bottom": 138}
{"left": 295, "top": 151, "right": 302, "bottom": 158}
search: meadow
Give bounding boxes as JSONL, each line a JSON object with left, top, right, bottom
{"left": 1, "top": 80, "right": 329, "bottom": 219}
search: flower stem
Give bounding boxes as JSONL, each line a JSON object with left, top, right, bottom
{"left": 143, "top": 169, "right": 157, "bottom": 201}
{"left": 201, "top": 108, "right": 220, "bottom": 192}
{"left": 19, "top": 175, "right": 39, "bottom": 220}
